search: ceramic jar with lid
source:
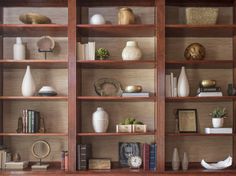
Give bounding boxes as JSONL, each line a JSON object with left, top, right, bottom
{"left": 122, "top": 41, "right": 142, "bottom": 60}
{"left": 92, "top": 107, "right": 109, "bottom": 133}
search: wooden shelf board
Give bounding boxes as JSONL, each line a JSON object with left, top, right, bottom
{"left": 77, "top": 24, "right": 156, "bottom": 37}
{"left": 166, "top": 96, "right": 234, "bottom": 102}
{"left": 78, "top": 132, "right": 155, "bottom": 136}
{"left": 0, "top": 0, "right": 68, "bottom": 7}
{"left": 166, "top": 133, "right": 233, "bottom": 137}
{"left": 0, "top": 96, "right": 68, "bottom": 101}
{"left": 78, "top": 60, "right": 156, "bottom": 69}
{"left": 166, "top": 0, "right": 234, "bottom": 7}
{"left": 77, "top": 0, "right": 155, "bottom": 7}
{"left": 0, "top": 60, "right": 67, "bottom": 69}
{"left": 0, "top": 133, "right": 67, "bottom": 136}
{"left": 0, "top": 24, "right": 67, "bottom": 37}
{"left": 77, "top": 96, "right": 156, "bottom": 101}
{"left": 166, "top": 24, "right": 235, "bottom": 37}
{"left": 166, "top": 60, "right": 233, "bottom": 69}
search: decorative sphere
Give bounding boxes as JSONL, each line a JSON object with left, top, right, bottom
{"left": 89, "top": 14, "right": 105, "bottom": 25}
{"left": 184, "top": 43, "right": 206, "bottom": 60}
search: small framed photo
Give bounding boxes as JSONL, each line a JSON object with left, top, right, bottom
{"left": 177, "top": 109, "right": 198, "bottom": 133}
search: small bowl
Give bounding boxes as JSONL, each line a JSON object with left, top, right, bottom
{"left": 38, "top": 86, "right": 57, "bottom": 96}
{"left": 125, "top": 85, "right": 142, "bottom": 93}
{"left": 200, "top": 80, "right": 216, "bottom": 88}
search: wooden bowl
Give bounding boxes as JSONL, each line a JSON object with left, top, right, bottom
{"left": 19, "top": 13, "right": 51, "bottom": 24}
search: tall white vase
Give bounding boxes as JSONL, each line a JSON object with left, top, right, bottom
{"left": 172, "top": 147, "right": 180, "bottom": 171}
{"left": 92, "top": 107, "right": 109, "bottom": 133}
{"left": 177, "top": 66, "right": 190, "bottom": 97}
{"left": 21, "top": 65, "right": 36, "bottom": 97}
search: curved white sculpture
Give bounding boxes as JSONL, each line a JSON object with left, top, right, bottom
{"left": 201, "top": 156, "right": 232, "bottom": 170}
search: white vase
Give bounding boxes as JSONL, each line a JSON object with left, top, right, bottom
{"left": 89, "top": 14, "right": 105, "bottom": 25}
{"left": 212, "top": 118, "right": 224, "bottom": 128}
{"left": 172, "top": 147, "right": 180, "bottom": 171}
{"left": 92, "top": 107, "right": 109, "bottom": 133}
{"left": 177, "top": 66, "right": 190, "bottom": 97}
{"left": 21, "top": 65, "right": 36, "bottom": 97}
{"left": 122, "top": 41, "right": 142, "bottom": 60}
{"left": 13, "top": 37, "right": 26, "bottom": 60}
{"left": 182, "top": 152, "right": 189, "bottom": 171}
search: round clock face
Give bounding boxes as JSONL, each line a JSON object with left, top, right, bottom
{"left": 128, "top": 156, "right": 142, "bottom": 169}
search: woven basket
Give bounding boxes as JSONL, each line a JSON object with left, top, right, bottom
{"left": 185, "top": 8, "right": 219, "bottom": 24}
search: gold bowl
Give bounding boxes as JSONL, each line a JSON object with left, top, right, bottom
{"left": 200, "top": 80, "right": 216, "bottom": 88}
{"left": 125, "top": 85, "right": 142, "bottom": 93}
{"left": 19, "top": 13, "right": 51, "bottom": 24}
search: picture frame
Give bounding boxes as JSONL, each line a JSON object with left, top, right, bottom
{"left": 176, "top": 109, "right": 198, "bottom": 133}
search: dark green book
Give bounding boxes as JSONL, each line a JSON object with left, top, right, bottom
{"left": 34, "top": 111, "right": 40, "bottom": 133}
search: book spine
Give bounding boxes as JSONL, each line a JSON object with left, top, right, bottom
{"left": 31, "top": 111, "right": 35, "bottom": 133}
{"left": 77, "top": 144, "right": 81, "bottom": 170}
{"left": 22, "top": 109, "right": 26, "bottom": 133}
{"left": 28, "top": 110, "right": 32, "bottom": 133}
{"left": 61, "top": 151, "right": 65, "bottom": 170}
{"left": 149, "top": 144, "right": 156, "bottom": 171}
{"left": 25, "top": 109, "right": 28, "bottom": 133}
{"left": 197, "top": 87, "right": 221, "bottom": 93}
{"left": 143, "top": 143, "right": 150, "bottom": 170}
{"left": 35, "top": 111, "right": 40, "bottom": 133}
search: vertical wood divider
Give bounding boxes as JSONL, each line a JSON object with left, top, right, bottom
{"left": 233, "top": 0, "right": 236, "bottom": 168}
{"left": 68, "top": 0, "right": 77, "bottom": 172}
{"left": 156, "top": 0, "right": 165, "bottom": 172}
{"left": 0, "top": 6, "right": 3, "bottom": 145}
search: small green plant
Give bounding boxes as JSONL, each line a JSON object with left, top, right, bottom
{"left": 119, "top": 117, "right": 143, "bottom": 125}
{"left": 209, "top": 107, "right": 227, "bottom": 118}
{"left": 95, "top": 48, "right": 110, "bottom": 60}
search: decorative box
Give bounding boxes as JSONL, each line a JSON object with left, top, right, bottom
{"left": 132, "top": 124, "right": 147, "bottom": 133}
{"left": 89, "top": 159, "right": 111, "bottom": 170}
{"left": 116, "top": 125, "right": 132, "bottom": 133}
{"left": 185, "top": 8, "right": 219, "bottom": 24}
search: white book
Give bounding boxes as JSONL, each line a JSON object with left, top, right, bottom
{"left": 205, "top": 128, "right": 232, "bottom": 134}
{"left": 165, "top": 75, "right": 171, "bottom": 97}
{"left": 77, "top": 42, "right": 85, "bottom": 60}
{"left": 84, "top": 43, "right": 89, "bottom": 60}
{"left": 88, "top": 42, "right": 95, "bottom": 60}
{"left": 122, "top": 92, "right": 151, "bottom": 97}
{"left": 170, "top": 72, "right": 174, "bottom": 97}
{"left": 197, "top": 92, "right": 223, "bottom": 97}
{"left": 5, "top": 161, "right": 29, "bottom": 169}
{"left": 173, "top": 77, "right": 177, "bottom": 97}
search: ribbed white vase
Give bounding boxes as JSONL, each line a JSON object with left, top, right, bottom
{"left": 21, "top": 65, "right": 36, "bottom": 97}
{"left": 177, "top": 66, "right": 190, "bottom": 97}
{"left": 92, "top": 107, "right": 109, "bottom": 133}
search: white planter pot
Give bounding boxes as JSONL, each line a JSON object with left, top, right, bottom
{"left": 122, "top": 41, "right": 142, "bottom": 60}
{"left": 177, "top": 66, "right": 190, "bottom": 97}
{"left": 92, "top": 107, "right": 109, "bottom": 133}
{"left": 89, "top": 14, "right": 105, "bottom": 25}
{"left": 212, "top": 118, "right": 224, "bottom": 128}
{"left": 21, "top": 65, "right": 36, "bottom": 97}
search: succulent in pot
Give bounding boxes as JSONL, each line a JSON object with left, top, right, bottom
{"left": 95, "top": 48, "right": 110, "bottom": 60}
{"left": 209, "top": 107, "right": 227, "bottom": 128}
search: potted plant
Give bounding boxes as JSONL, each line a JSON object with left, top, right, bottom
{"left": 209, "top": 107, "right": 227, "bottom": 128}
{"left": 95, "top": 48, "right": 110, "bottom": 60}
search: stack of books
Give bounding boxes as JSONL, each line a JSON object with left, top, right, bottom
{"left": 142, "top": 143, "right": 157, "bottom": 171}
{"left": 0, "top": 147, "right": 11, "bottom": 169}
{"left": 165, "top": 73, "right": 177, "bottom": 97}
{"left": 197, "top": 87, "right": 222, "bottom": 97}
{"left": 5, "top": 161, "right": 28, "bottom": 170}
{"left": 205, "top": 128, "right": 232, "bottom": 134}
{"left": 77, "top": 42, "right": 95, "bottom": 60}
{"left": 122, "top": 92, "right": 151, "bottom": 97}
{"left": 77, "top": 144, "right": 92, "bottom": 170}
{"left": 22, "top": 109, "right": 40, "bottom": 133}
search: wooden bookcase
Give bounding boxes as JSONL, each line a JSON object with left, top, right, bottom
{"left": 1, "top": 0, "right": 236, "bottom": 175}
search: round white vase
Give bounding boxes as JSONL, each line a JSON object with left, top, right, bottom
{"left": 21, "top": 65, "right": 36, "bottom": 97}
{"left": 122, "top": 41, "right": 142, "bottom": 60}
{"left": 92, "top": 107, "right": 109, "bottom": 133}
{"left": 89, "top": 14, "right": 105, "bottom": 25}
{"left": 212, "top": 118, "right": 224, "bottom": 128}
{"left": 177, "top": 66, "right": 190, "bottom": 97}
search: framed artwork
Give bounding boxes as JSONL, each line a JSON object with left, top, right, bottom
{"left": 177, "top": 109, "right": 198, "bottom": 133}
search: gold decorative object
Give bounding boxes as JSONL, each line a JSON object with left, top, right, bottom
{"left": 125, "top": 85, "right": 142, "bottom": 93}
{"left": 118, "top": 7, "right": 135, "bottom": 25}
{"left": 31, "top": 140, "right": 51, "bottom": 170}
{"left": 184, "top": 43, "right": 206, "bottom": 60}
{"left": 185, "top": 8, "right": 219, "bottom": 25}
{"left": 200, "top": 80, "right": 216, "bottom": 88}
{"left": 19, "top": 13, "right": 51, "bottom": 24}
